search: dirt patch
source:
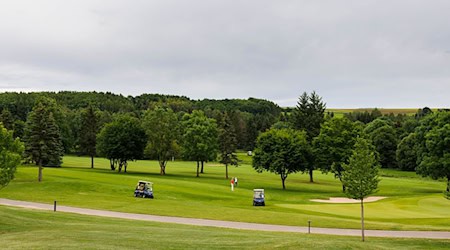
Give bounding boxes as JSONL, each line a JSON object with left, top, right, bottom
{"left": 310, "top": 196, "right": 387, "bottom": 203}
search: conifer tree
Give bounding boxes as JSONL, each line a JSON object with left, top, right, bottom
{"left": 292, "top": 91, "right": 326, "bottom": 182}
{"left": 79, "top": 105, "right": 98, "bottom": 168}
{"left": 219, "top": 113, "right": 239, "bottom": 179}
{"left": 24, "top": 100, "right": 64, "bottom": 182}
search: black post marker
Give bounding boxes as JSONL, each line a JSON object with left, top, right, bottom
{"left": 308, "top": 220, "right": 311, "bottom": 234}
{"left": 54, "top": 200, "right": 56, "bottom": 212}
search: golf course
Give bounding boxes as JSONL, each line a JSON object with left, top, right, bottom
{"left": 1, "top": 154, "right": 450, "bottom": 248}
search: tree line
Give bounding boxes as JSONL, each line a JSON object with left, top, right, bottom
{"left": 0, "top": 91, "right": 279, "bottom": 182}
{"left": 252, "top": 92, "right": 449, "bottom": 198}
{"left": 0, "top": 91, "right": 448, "bottom": 198}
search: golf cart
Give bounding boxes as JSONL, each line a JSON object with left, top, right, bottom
{"left": 134, "top": 180, "right": 154, "bottom": 198}
{"left": 253, "top": 189, "right": 265, "bottom": 206}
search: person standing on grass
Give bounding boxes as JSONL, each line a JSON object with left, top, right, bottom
{"left": 234, "top": 177, "right": 238, "bottom": 187}
{"left": 231, "top": 178, "right": 235, "bottom": 191}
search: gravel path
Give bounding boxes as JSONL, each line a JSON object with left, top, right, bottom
{"left": 1, "top": 198, "right": 449, "bottom": 239}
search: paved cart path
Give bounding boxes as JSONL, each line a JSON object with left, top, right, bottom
{"left": 1, "top": 198, "right": 449, "bottom": 239}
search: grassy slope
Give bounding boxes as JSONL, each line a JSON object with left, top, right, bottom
{"left": 1, "top": 156, "right": 449, "bottom": 231}
{"left": 1, "top": 206, "right": 449, "bottom": 250}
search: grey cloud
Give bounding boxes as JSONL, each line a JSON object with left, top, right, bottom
{"left": 0, "top": 0, "right": 449, "bottom": 107}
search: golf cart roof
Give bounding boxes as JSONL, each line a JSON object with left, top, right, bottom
{"left": 138, "top": 180, "right": 153, "bottom": 185}
{"left": 253, "top": 189, "right": 264, "bottom": 192}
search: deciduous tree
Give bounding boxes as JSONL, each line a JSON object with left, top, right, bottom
{"left": 253, "top": 128, "right": 309, "bottom": 189}
{"left": 314, "top": 117, "right": 362, "bottom": 190}
{"left": 142, "top": 107, "right": 180, "bottom": 175}
{"left": 0, "top": 124, "right": 24, "bottom": 189}
{"left": 97, "top": 116, "right": 147, "bottom": 173}
{"left": 396, "top": 133, "right": 418, "bottom": 171}
{"left": 415, "top": 111, "right": 450, "bottom": 198}
{"left": 341, "top": 137, "right": 380, "bottom": 242}
{"left": 181, "top": 111, "right": 219, "bottom": 177}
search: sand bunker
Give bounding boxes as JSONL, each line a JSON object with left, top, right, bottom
{"left": 310, "top": 196, "right": 386, "bottom": 203}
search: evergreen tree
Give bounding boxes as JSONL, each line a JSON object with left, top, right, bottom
{"left": 24, "top": 101, "right": 64, "bottom": 182}
{"left": 219, "top": 113, "right": 239, "bottom": 179}
{"left": 291, "top": 91, "right": 326, "bottom": 182}
{"left": 0, "top": 109, "right": 15, "bottom": 131}
{"left": 79, "top": 105, "right": 98, "bottom": 168}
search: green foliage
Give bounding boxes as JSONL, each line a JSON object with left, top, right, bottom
{"left": 253, "top": 128, "right": 309, "bottom": 189}
{"left": 291, "top": 91, "right": 326, "bottom": 140}
{"left": 142, "top": 107, "right": 180, "bottom": 175}
{"left": 0, "top": 124, "right": 24, "bottom": 189}
{"left": 364, "top": 118, "right": 398, "bottom": 168}
{"left": 23, "top": 100, "right": 64, "bottom": 168}
{"left": 0, "top": 109, "right": 14, "bottom": 131}
{"left": 344, "top": 108, "right": 382, "bottom": 124}
{"left": 182, "top": 111, "right": 219, "bottom": 176}
{"left": 314, "top": 117, "right": 362, "bottom": 185}
{"left": 342, "top": 137, "right": 380, "bottom": 200}
{"left": 291, "top": 91, "right": 326, "bottom": 182}
{"left": 341, "top": 137, "right": 380, "bottom": 241}
{"left": 78, "top": 106, "right": 99, "bottom": 168}
{"left": 218, "top": 113, "right": 239, "bottom": 179}
{"left": 96, "top": 115, "right": 147, "bottom": 172}
{"left": 415, "top": 111, "right": 450, "bottom": 196}
{"left": 396, "top": 133, "right": 418, "bottom": 171}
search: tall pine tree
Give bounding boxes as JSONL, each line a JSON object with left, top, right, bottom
{"left": 292, "top": 91, "right": 326, "bottom": 182}
{"left": 79, "top": 105, "right": 98, "bottom": 168}
{"left": 219, "top": 112, "right": 239, "bottom": 179}
{"left": 24, "top": 100, "right": 64, "bottom": 182}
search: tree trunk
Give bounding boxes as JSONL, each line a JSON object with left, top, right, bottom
{"left": 361, "top": 199, "right": 365, "bottom": 242}
{"left": 200, "top": 161, "right": 204, "bottom": 173}
{"left": 447, "top": 176, "right": 449, "bottom": 193}
{"left": 110, "top": 159, "right": 115, "bottom": 170}
{"left": 124, "top": 161, "right": 127, "bottom": 173}
{"left": 38, "top": 158, "right": 43, "bottom": 182}
{"left": 90, "top": 155, "right": 94, "bottom": 169}
{"left": 118, "top": 161, "right": 122, "bottom": 172}
{"left": 309, "top": 168, "right": 314, "bottom": 183}
{"left": 281, "top": 174, "right": 286, "bottom": 190}
{"left": 159, "top": 161, "right": 166, "bottom": 175}
{"left": 196, "top": 161, "right": 200, "bottom": 177}
{"left": 225, "top": 164, "right": 228, "bottom": 179}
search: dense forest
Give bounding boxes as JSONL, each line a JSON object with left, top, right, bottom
{"left": 0, "top": 91, "right": 280, "bottom": 153}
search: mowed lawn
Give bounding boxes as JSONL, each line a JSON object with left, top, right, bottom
{"left": 1, "top": 206, "right": 449, "bottom": 250}
{"left": 0, "top": 155, "right": 449, "bottom": 231}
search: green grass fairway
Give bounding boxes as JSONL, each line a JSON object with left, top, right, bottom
{"left": 1, "top": 156, "right": 449, "bottom": 231}
{"left": 327, "top": 108, "right": 419, "bottom": 118}
{"left": 1, "top": 206, "right": 449, "bottom": 250}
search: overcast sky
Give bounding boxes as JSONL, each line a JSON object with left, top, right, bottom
{"left": 0, "top": 1, "right": 449, "bottom": 108}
